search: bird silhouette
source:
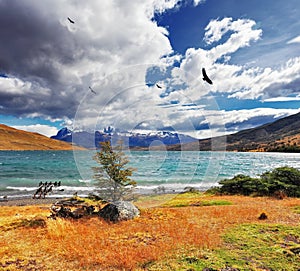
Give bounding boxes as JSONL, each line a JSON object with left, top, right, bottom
{"left": 67, "top": 17, "right": 75, "bottom": 24}
{"left": 156, "top": 84, "right": 162, "bottom": 89}
{"left": 89, "top": 86, "right": 96, "bottom": 94}
{"left": 202, "top": 68, "right": 213, "bottom": 85}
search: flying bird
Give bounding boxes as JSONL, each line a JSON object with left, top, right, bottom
{"left": 202, "top": 68, "right": 213, "bottom": 85}
{"left": 156, "top": 84, "right": 162, "bottom": 89}
{"left": 67, "top": 17, "right": 75, "bottom": 24}
{"left": 89, "top": 86, "right": 96, "bottom": 94}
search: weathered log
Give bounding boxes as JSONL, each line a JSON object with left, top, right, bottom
{"left": 49, "top": 198, "right": 96, "bottom": 219}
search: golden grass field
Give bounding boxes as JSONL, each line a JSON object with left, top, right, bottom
{"left": 0, "top": 124, "right": 84, "bottom": 150}
{"left": 0, "top": 193, "right": 299, "bottom": 270}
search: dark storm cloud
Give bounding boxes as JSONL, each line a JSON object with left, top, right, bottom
{"left": 0, "top": 0, "right": 175, "bottom": 125}
{"left": 0, "top": 1, "right": 77, "bottom": 79}
{"left": 225, "top": 115, "right": 275, "bottom": 132}
{"left": 262, "top": 77, "right": 300, "bottom": 99}
{"left": 0, "top": 0, "right": 86, "bottom": 119}
{"left": 0, "top": 84, "right": 76, "bottom": 119}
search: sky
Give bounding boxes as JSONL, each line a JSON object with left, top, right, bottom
{"left": 0, "top": 0, "right": 300, "bottom": 139}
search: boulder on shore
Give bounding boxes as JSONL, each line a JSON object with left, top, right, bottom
{"left": 99, "top": 201, "right": 140, "bottom": 222}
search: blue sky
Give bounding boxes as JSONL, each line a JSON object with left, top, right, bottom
{"left": 156, "top": 0, "right": 300, "bottom": 66}
{"left": 0, "top": 0, "right": 299, "bottom": 138}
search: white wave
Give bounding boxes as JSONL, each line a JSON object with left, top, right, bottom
{"left": 6, "top": 186, "right": 37, "bottom": 191}
{"left": 6, "top": 185, "right": 96, "bottom": 192}
{"left": 78, "top": 179, "right": 93, "bottom": 183}
{"left": 136, "top": 182, "right": 219, "bottom": 192}
{"left": 59, "top": 185, "right": 96, "bottom": 191}
{"left": 47, "top": 193, "right": 90, "bottom": 198}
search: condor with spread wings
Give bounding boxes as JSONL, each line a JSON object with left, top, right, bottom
{"left": 89, "top": 86, "right": 96, "bottom": 94}
{"left": 67, "top": 17, "right": 75, "bottom": 24}
{"left": 202, "top": 68, "right": 213, "bottom": 85}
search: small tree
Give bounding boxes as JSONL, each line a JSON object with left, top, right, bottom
{"left": 92, "top": 141, "right": 137, "bottom": 202}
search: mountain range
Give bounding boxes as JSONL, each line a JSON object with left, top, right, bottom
{"left": 1, "top": 111, "right": 300, "bottom": 151}
{"left": 51, "top": 111, "right": 300, "bottom": 151}
{"left": 50, "top": 127, "right": 197, "bottom": 149}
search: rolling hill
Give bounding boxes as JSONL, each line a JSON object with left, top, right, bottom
{"left": 0, "top": 124, "right": 85, "bottom": 151}
{"left": 168, "top": 111, "right": 300, "bottom": 152}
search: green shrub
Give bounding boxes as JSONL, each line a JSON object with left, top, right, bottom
{"left": 217, "top": 167, "right": 300, "bottom": 197}
{"left": 261, "top": 167, "right": 300, "bottom": 197}
{"left": 218, "top": 174, "right": 266, "bottom": 196}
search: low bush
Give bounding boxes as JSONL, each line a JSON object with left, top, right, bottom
{"left": 216, "top": 166, "right": 300, "bottom": 197}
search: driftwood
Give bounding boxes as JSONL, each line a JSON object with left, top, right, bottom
{"left": 49, "top": 198, "right": 96, "bottom": 219}
{"left": 49, "top": 197, "right": 139, "bottom": 223}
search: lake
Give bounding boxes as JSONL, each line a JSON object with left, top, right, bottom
{"left": 1, "top": 150, "right": 300, "bottom": 198}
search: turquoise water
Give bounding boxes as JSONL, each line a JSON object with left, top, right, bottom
{"left": 1, "top": 150, "right": 300, "bottom": 198}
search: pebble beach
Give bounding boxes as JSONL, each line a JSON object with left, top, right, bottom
{"left": 0, "top": 197, "right": 59, "bottom": 207}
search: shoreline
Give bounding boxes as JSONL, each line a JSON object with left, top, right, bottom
{"left": 0, "top": 197, "right": 59, "bottom": 206}
{"left": 0, "top": 189, "right": 190, "bottom": 207}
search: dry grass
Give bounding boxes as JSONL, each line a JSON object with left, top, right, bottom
{"left": 0, "top": 124, "right": 84, "bottom": 150}
{"left": 0, "top": 195, "right": 299, "bottom": 270}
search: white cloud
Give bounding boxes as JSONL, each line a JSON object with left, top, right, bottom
{"left": 193, "top": 108, "right": 300, "bottom": 138}
{"left": 204, "top": 17, "right": 233, "bottom": 44}
{"left": 230, "top": 57, "right": 300, "bottom": 99}
{"left": 264, "top": 96, "right": 300, "bottom": 102}
{"left": 171, "top": 17, "right": 263, "bottom": 99}
{"left": 221, "top": 108, "right": 298, "bottom": 126}
{"left": 204, "top": 18, "right": 262, "bottom": 49}
{"left": 205, "top": 18, "right": 262, "bottom": 65}
{"left": 12, "top": 125, "right": 58, "bottom": 137}
{"left": 0, "top": 76, "right": 51, "bottom": 96}
{"left": 72, "top": 15, "right": 300, "bottom": 139}
{"left": 193, "top": 0, "right": 206, "bottom": 6}
{"left": 287, "top": 35, "right": 300, "bottom": 44}
{"left": 1, "top": 2, "right": 300, "bottom": 139}
{"left": 172, "top": 17, "right": 300, "bottom": 104}
{"left": 0, "top": 0, "right": 178, "bottom": 121}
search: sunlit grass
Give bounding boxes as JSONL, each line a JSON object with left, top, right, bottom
{"left": 160, "top": 191, "right": 232, "bottom": 207}
{"left": 147, "top": 224, "right": 300, "bottom": 270}
{"left": 293, "top": 205, "right": 300, "bottom": 214}
{"left": 0, "top": 194, "right": 299, "bottom": 270}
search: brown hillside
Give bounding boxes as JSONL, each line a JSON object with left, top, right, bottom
{"left": 164, "top": 111, "right": 300, "bottom": 152}
{"left": 0, "top": 124, "right": 85, "bottom": 150}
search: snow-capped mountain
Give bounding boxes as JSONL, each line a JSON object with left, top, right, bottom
{"left": 51, "top": 127, "right": 197, "bottom": 149}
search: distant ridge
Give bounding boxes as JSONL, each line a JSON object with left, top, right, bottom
{"left": 51, "top": 127, "right": 197, "bottom": 149}
{"left": 2, "top": 111, "right": 300, "bottom": 151}
{"left": 0, "top": 124, "right": 85, "bottom": 150}
{"left": 169, "top": 111, "right": 300, "bottom": 152}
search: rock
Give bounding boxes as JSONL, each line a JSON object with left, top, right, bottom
{"left": 258, "top": 212, "right": 268, "bottom": 220}
{"left": 99, "top": 201, "right": 140, "bottom": 222}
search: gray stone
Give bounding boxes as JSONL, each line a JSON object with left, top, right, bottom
{"left": 99, "top": 201, "right": 140, "bottom": 222}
